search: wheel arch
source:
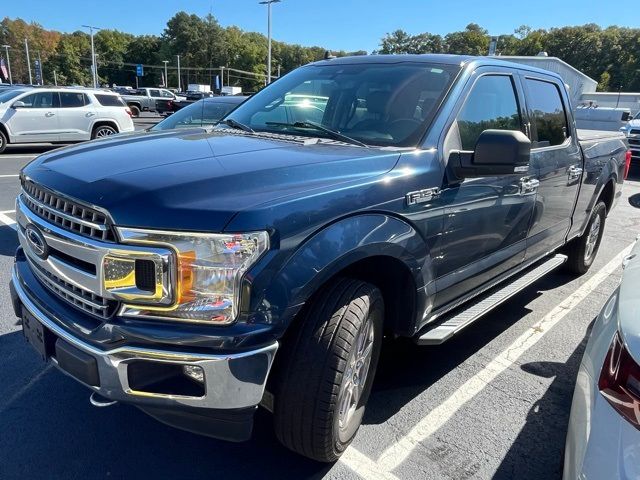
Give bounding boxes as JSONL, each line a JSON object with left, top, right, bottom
{"left": 258, "top": 213, "right": 433, "bottom": 338}
{"left": 91, "top": 120, "right": 119, "bottom": 136}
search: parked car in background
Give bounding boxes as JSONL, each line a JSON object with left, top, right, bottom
{"left": 0, "top": 87, "right": 134, "bottom": 153}
{"left": 10, "top": 55, "right": 629, "bottom": 462}
{"left": 120, "top": 87, "right": 186, "bottom": 117}
{"left": 621, "top": 111, "right": 640, "bottom": 162}
{"left": 150, "top": 96, "right": 247, "bottom": 130}
{"left": 564, "top": 240, "right": 640, "bottom": 479}
{"left": 170, "top": 91, "right": 218, "bottom": 112}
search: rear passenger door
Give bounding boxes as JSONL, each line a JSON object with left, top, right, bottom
{"left": 57, "top": 92, "right": 94, "bottom": 141}
{"left": 521, "top": 76, "right": 582, "bottom": 260}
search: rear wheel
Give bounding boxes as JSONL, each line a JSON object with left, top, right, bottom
{"left": 91, "top": 125, "right": 117, "bottom": 139}
{"left": 565, "top": 201, "right": 606, "bottom": 275}
{"left": 273, "top": 278, "right": 383, "bottom": 462}
{"left": 0, "top": 129, "right": 7, "bottom": 154}
{"left": 129, "top": 105, "right": 140, "bottom": 117}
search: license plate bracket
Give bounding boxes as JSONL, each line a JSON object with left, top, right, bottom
{"left": 22, "top": 309, "right": 49, "bottom": 361}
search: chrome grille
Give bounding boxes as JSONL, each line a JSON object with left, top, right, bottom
{"left": 630, "top": 129, "right": 640, "bottom": 136}
{"left": 21, "top": 180, "right": 116, "bottom": 242}
{"left": 27, "top": 256, "right": 117, "bottom": 319}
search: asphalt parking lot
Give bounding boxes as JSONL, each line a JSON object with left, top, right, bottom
{"left": 1, "top": 134, "right": 639, "bottom": 479}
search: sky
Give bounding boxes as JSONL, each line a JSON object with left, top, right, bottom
{"left": 2, "top": 0, "right": 633, "bottom": 52}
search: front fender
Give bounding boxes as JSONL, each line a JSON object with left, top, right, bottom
{"left": 252, "top": 213, "right": 433, "bottom": 333}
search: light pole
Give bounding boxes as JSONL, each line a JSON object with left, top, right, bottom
{"left": 162, "top": 60, "right": 169, "bottom": 87}
{"left": 259, "top": 0, "right": 281, "bottom": 84}
{"left": 176, "top": 55, "right": 181, "bottom": 92}
{"left": 220, "top": 66, "right": 224, "bottom": 91}
{"left": 24, "top": 38, "right": 33, "bottom": 84}
{"left": 82, "top": 25, "right": 101, "bottom": 88}
{"left": 1, "top": 45, "right": 11, "bottom": 84}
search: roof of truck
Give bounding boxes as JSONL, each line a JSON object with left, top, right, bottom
{"left": 311, "top": 54, "right": 564, "bottom": 81}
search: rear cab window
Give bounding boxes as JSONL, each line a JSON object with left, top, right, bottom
{"left": 524, "top": 78, "right": 569, "bottom": 148}
{"left": 95, "top": 94, "right": 127, "bottom": 107}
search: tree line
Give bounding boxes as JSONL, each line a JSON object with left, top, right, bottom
{"left": 0, "top": 13, "right": 366, "bottom": 91}
{"left": 378, "top": 23, "right": 640, "bottom": 92}
{"left": 1, "top": 15, "right": 638, "bottom": 92}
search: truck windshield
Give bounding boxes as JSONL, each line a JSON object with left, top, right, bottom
{"left": 225, "top": 62, "right": 460, "bottom": 147}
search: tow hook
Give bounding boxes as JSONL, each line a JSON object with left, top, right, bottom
{"left": 89, "top": 392, "right": 118, "bottom": 408}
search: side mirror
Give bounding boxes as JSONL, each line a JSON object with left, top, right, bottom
{"left": 11, "top": 101, "right": 26, "bottom": 109}
{"left": 450, "top": 129, "right": 531, "bottom": 178}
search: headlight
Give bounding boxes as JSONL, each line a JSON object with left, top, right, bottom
{"left": 116, "top": 227, "right": 269, "bottom": 324}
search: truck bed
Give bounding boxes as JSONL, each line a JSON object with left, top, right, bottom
{"left": 577, "top": 129, "right": 626, "bottom": 142}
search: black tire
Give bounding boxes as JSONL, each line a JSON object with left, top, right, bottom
{"left": 273, "top": 278, "right": 384, "bottom": 462}
{"left": 129, "top": 105, "right": 141, "bottom": 117}
{"left": 0, "top": 129, "right": 7, "bottom": 154}
{"left": 91, "top": 125, "right": 117, "bottom": 140}
{"left": 564, "top": 201, "right": 606, "bottom": 275}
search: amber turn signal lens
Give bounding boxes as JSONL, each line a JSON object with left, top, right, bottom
{"left": 177, "top": 251, "right": 196, "bottom": 303}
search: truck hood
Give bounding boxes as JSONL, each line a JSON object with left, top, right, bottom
{"left": 22, "top": 130, "right": 400, "bottom": 232}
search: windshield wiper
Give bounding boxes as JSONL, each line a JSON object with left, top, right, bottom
{"left": 265, "top": 121, "right": 369, "bottom": 147}
{"left": 221, "top": 118, "right": 255, "bottom": 133}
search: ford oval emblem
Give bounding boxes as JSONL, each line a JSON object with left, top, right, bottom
{"left": 25, "top": 224, "right": 49, "bottom": 260}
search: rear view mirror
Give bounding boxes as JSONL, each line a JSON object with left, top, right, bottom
{"left": 450, "top": 129, "right": 531, "bottom": 178}
{"left": 12, "top": 101, "right": 26, "bottom": 109}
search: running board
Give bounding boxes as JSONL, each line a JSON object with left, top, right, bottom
{"left": 415, "top": 254, "right": 567, "bottom": 345}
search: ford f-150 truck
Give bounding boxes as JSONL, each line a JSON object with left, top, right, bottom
{"left": 10, "top": 55, "right": 631, "bottom": 462}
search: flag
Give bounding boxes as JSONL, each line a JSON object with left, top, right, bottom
{"left": 0, "top": 58, "right": 8, "bottom": 81}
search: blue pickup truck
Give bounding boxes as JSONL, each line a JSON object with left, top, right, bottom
{"left": 10, "top": 54, "right": 630, "bottom": 462}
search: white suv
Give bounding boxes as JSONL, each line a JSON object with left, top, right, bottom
{"left": 0, "top": 87, "right": 135, "bottom": 153}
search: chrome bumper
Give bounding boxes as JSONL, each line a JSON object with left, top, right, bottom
{"left": 12, "top": 265, "right": 278, "bottom": 410}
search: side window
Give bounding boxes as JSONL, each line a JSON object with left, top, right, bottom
{"left": 525, "top": 78, "right": 568, "bottom": 148}
{"left": 456, "top": 75, "right": 521, "bottom": 151}
{"left": 19, "top": 92, "right": 55, "bottom": 109}
{"left": 160, "top": 90, "right": 174, "bottom": 98}
{"left": 59, "top": 92, "right": 86, "bottom": 108}
{"left": 149, "top": 89, "right": 161, "bottom": 97}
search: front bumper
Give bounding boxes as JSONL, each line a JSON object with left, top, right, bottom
{"left": 11, "top": 260, "right": 278, "bottom": 441}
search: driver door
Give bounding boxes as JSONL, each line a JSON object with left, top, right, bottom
{"left": 6, "top": 91, "right": 60, "bottom": 143}
{"left": 433, "top": 70, "right": 536, "bottom": 308}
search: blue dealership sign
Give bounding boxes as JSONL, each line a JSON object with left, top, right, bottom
{"left": 136, "top": 64, "right": 144, "bottom": 77}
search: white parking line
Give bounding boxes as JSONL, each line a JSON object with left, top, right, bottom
{"left": 1, "top": 209, "right": 16, "bottom": 214}
{"left": 0, "top": 174, "right": 20, "bottom": 178}
{"left": 342, "top": 242, "right": 634, "bottom": 477}
{"left": 0, "top": 210, "right": 17, "bottom": 230}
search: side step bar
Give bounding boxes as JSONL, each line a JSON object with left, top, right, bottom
{"left": 415, "top": 254, "right": 567, "bottom": 345}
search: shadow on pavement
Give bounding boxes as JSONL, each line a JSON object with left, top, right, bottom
{"left": 365, "top": 269, "right": 579, "bottom": 426}
{"left": 492, "top": 321, "right": 593, "bottom": 480}
{"left": 0, "top": 224, "right": 18, "bottom": 257}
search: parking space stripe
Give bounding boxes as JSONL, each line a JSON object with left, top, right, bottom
{"left": 340, "top": 448, "right": 400, "bottom": 480}
{"left": 373, "top": 242, "right": 635, "bottom": 473}
{"left": 0, "top": 174, "right": 19, "bottom": 178}
{"left": 0, "top": 211, "right": 17, "bottom": 230}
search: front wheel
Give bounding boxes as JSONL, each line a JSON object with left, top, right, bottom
{"left": 564, "top": 201, "right": 606, "bottom": 275}
{"left": 273, "top": 278, "right": 384, "bottom": 462}
{"left": 91, "top": 125, "right": 117, "bottom": 139}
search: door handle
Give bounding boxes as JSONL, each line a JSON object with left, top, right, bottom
{"left": 86, "top": 112, "right": 95, "bottom": 117}
{"left": 519, "top": 178, "right": 539, "bottom": 195}
{"left": 567, "top": 165, "right": 583, "bottom": 181}
{"left": 45, "top": 112, "right": 55, "bottom": 117}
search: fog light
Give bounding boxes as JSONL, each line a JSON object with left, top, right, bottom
{"left": 183, "top": 365, "right": 205, "bottom": 384}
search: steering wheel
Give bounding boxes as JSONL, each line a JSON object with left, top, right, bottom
{"left": 387, "top": 118, "right": 422, "bottom": 140}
